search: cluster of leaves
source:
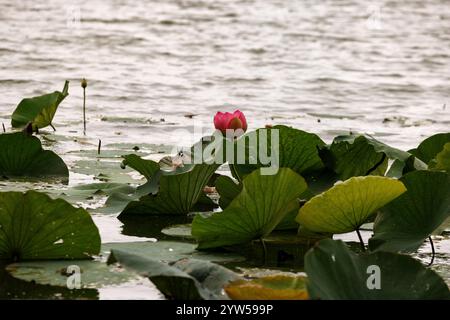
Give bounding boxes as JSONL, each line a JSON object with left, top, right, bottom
{"left": 0, "top": 83, "right": 101, "bottom": 264}
{"left": 86, "top": 126, "right": 449, "bottom": 299}
{"left": 0, "top": 84, "right": 449, "bottom": 299}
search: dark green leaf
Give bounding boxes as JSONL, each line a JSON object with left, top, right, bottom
{"left": 119, "top": 163, "right": 219, "bottom": 216}
{"left": 305, "top": 239, "right": 450, "bottom": 299}
{"left": 321, "top": 135, "right": 416, "bottom": 180}
{"left": 0, "top": 132, "right": 68, "bottom": 182}
{"left": 121, "top": 154, "right": 160, "bottom": 180}
{"left": 0, "top": 191, "right": 100, "bottom": 261}
{"left": 370, "top": 171, "right": 450, "bottom": 252}
{"left": 230, "top": 125, "right": 325, "bottom": 181}
{"left": 215, "top": 175, "right": 242, "bottom": 209}
{"left": 412, "top": 133, "right": 450, "bottom": 164}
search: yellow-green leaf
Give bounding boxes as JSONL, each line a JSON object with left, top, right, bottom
{"left": 296, "top": 176, "right": 406, "bottom": 234}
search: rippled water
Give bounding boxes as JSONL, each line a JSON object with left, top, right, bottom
{"left": 1, "top": 0, "right": 449, "bottom": 149}
{"left": 0, "top": 0, "right": 449, "bottom": 299}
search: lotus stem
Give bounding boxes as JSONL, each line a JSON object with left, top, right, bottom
{"left": 427, "top": 236, "right": 435, "bottom": 266}
{"left": 2, "top": 123, "right": 5, "bottom": 133}
{"left": 356, "top": 229, "right": 366, "bottom": 252}
{"left": 81, "top": 78, "right": 87, "bottom": 135}
{"left": 50, "top": 123, "right": 56, "bottom": 131}
{"left": 98, "top": 139, "right": 102, "bottom": 155}
{"left": 260, "top": 238, "right": 267, "bottom": 265}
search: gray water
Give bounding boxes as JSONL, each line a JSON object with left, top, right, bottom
{"left": 1, "top": 0, "right": 449, "bottom": 149}
{"left": 0, "top": 0, "right": 449, "bottom": 299}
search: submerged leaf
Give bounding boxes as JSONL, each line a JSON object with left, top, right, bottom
{"left": 0, "top": 191, "right": 100, "bottom": 261}
{"left": 296, "top": 176, "right": 406, "bottom": 234}
{"left": 0, "top": 132, "right": 68, "bottom": 182}
{"left": 370, "top": 171, "right": 450, "bottom": 252}
{"left": 11, "top": 81, "right": 69, "bottom": 130}
{"left": 192, "top": 168, "right": 307, "bottom": 249}
{"left": 6, "top": 259, "right": 140, "bottom": 289}
{"left": 225, "top": 274, "right": 309, "bottom": 300}
{"left": 305, "top": 239, "right": 450, "bottom": 299}
{"left": 108, "top": 250, "right": 240, "bottom": 300}
{"left": 102, "top": 241, "right": 244, "bottom": 264}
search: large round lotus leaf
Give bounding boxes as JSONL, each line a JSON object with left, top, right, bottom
{"left": 230, "top": 125, "right": 325, "bottom": 181}
{"left": 0, "top": 191, "right": 100, "bottom": 260}
{"left": 305, "top": 239, "right": 450, "bottom": 299}
{"left": 0, "top": 132, "right": 68, "bottom": 181}
{"left": 370, "top": 171, "right": 450, "bottom": 252}
{"left": 413, "top": 132, "right": 450, "bottom": 164}
{"left": 225, "top": 274, "right": 309, "bottom": 300}
{"left": 296, "top": 176, "right": 406, "bottom": 234}
{"left": 11, "top": 81, "right": 69, "bottom": 130}
{"left": 192, "top": 168, "right": 307, "bottom": 249}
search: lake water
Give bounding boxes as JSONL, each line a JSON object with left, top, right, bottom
{"left": 0, "top": 0, "right": 449, "bottom": 299}
{"left": 1, "top": 0, "right": 449, "bottom": 149}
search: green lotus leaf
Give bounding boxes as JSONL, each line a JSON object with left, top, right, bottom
{"left": 321, "top": 135, "right": 420, "bottom": 180}
{"left": 230, "top": 125, "right": 325, "bottom": 181}
{"left": 121, "top": 154, "right": 160, "bottom": 180}
{"left": 119, "top": 163, "right": 219, "bottom": 216}
{"left": 412, "top": 132, "right": 450, "bottom": 164}
{"left": 192, "top": 168, "right": 307, "bottom": 249}
{"left": 225, "top": 274, "right": 309, "bottom": 300}
{"left": 108, "top": 250, "right": 240, "bottom": 300}
{"left": 296, "top": 176, "right": 406, "bottom": 234}
{"left": 0, "top": 191, "right": 100, "bottom": 261}
{"left": 11, "top": 81, "right": 69, "bottom": 130}
{"left": 0, "top": 132, "right": 68, "bottom": 182}
{"left": 369, "top": 171, "right": 450, "bottom": 252}
{"left": 305, "top": 239, "right": 450, "bottom": 299}
{"left": 429, "top": 142, "right": 450, "bottom": 172}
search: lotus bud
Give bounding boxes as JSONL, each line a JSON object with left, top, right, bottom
{"left": 213, "top": 110, "right": 247, "bottom": 137}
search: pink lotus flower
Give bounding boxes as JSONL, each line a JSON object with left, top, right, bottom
{"left": 214, "top": 110, "right": 247, "bottom": 136}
